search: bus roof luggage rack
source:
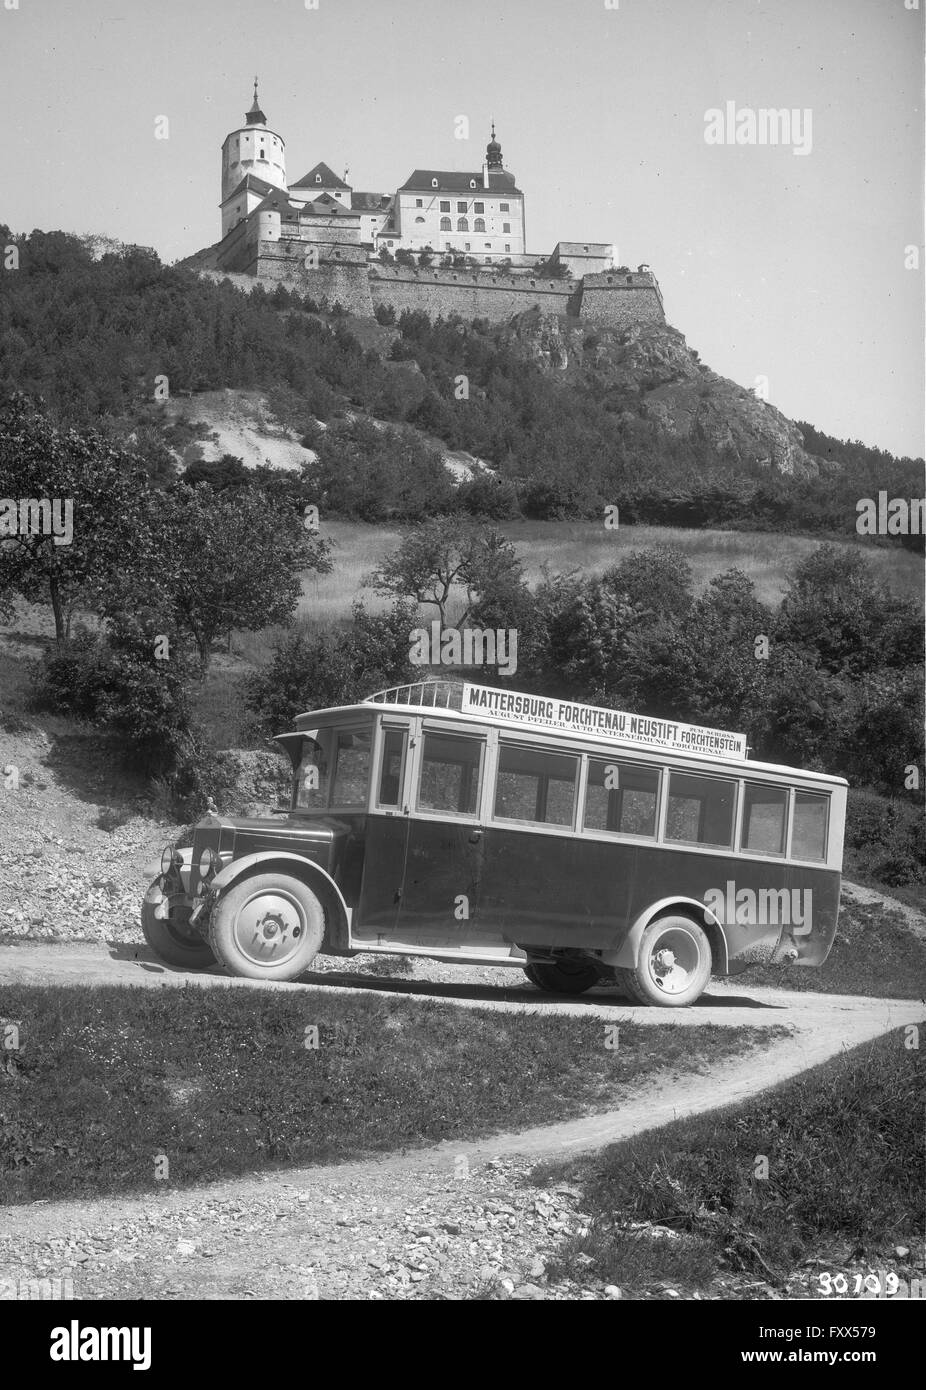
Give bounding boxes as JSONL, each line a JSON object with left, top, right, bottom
{"left": 366, "top": 680, "right": 465, "bottom": 710}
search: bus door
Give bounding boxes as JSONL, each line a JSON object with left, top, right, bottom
{"left": 353, "top": 716, "right": 415, "bottom": 940}
{"left": 394, "top": 721, "right": 489, "bottom": 948}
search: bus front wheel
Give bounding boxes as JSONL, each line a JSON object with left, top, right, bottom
{"left": 524, "top": 960, "right": 600, "bottom": 995}
{"left": 622, "top": 915, "right": 712, "bottom": 1007}
{"left": 209, "top": 873, "right": 325, "bottom": 982}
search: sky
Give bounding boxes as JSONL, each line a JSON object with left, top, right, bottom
{"left": 2, "top": 0, "right": 923, "bottom": 458}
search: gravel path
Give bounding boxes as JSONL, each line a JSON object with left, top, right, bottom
{"left": 1, "top": 940, "right": 921, "bottom": 1301}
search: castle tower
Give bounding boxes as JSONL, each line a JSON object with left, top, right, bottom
{"left": 220, "top": 79, "right": 287, "bottom": 238}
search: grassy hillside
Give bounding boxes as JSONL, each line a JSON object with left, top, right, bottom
{"left": 1, "top": 229, "right": 922, "bottom": 538}
{"left": 301, "top": 519, "right": 924, "bottom": 625}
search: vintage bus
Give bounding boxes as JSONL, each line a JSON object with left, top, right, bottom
{"left": 142, "top": 680, "right": 846, "bottom": 1007}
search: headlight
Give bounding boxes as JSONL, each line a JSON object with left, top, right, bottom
{"left": 160, "top": 845, "right": 179, "bottom": 876}
{"left": 198, "top": 847, "right": 215, "bottom": 879}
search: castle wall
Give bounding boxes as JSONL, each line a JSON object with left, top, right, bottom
{"left": 369, "top": 266, "right": 582, "bottom": 320}
{"left": 202, "top": 248, "right": 666, "bottom": 329}
{"left": 578, "top": 271, "right": 665, "bottom": 328}
{"left": 248, "top": 244, "right": 374, "bottom": 315}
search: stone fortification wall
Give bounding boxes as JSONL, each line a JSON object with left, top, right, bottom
{"left": 201, "top": 247, "right": 666, "bottom": 328}
{"left": 369, "top": 266, "right": 582, "bottom": 320}
{"left": 248, "top": 243, "right": 374, "bottom": 315}
{"left": 578, "top": 271, "right": 665, "bottom": 328}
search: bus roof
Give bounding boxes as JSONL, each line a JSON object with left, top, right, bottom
{"left": 290, "top": 680, "right": 848, "bottom": 787}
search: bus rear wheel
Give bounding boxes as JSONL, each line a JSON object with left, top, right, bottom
{"left": 525, "top": 960, "right": 600, "bottom": 995}
{"left": 209, "top": 873, "right": 325, "bottom": 982}
{"left": 623, "top": 915, "right": 712, "bottom": 1007}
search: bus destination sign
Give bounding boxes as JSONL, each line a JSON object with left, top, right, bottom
{"left": 461, "top": 683, "right": 748, "bottom": 759}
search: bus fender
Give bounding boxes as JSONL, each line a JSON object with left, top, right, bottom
{"left": 201, "top": 852, "right": 351, "bottom": 950}
{"left": 603, "top": 896, "right": 730, "bottom": 975}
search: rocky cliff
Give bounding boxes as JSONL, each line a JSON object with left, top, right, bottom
{"left": 499, "top": 313, "right": 822, "bottom": 478}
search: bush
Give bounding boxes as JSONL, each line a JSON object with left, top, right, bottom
{"left": 373, "top": 303, "right": 396, "bottom": 326}
{"left": 455, "top": 470, "right": 521, "bottom": 519}
{"left": 32, "top": 625, "right": 197, "bottom": 781}
{"left": 844, "top": 788, "right": 926, "bottom": 887}
{"left": 241, "top": 601, "right": 418, "bottom": 738}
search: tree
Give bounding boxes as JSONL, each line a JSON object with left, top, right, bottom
{"left": 776, "top": 544, "right": 921, "bottom": 677}
{"left": 0, "top": 394, "right": 152, "bottom": 643}
{"left": 395, "top": 248, "right": 416, "bottom": 267}
{"left": 531, "top": 257, "right": 570, "bottom": 279}
{"left": 242, "top": 600, "right": 418, "bottom": 737}
{"left": 305, "top": 419, "right": 455, "bottom": 521}
{"left": 366, "top": 516, "right": 523, "bottom": 627}
{"left": 180, "top": 454, "right": 252, "bottom": 491}
{"left": 105, "top": 484, "right": 332, "bottom": 672}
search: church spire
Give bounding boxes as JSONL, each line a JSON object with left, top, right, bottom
{"left": 486, "top": 121, "right": 503, "bottom": 170}
{"left": 246, "top": 76, "right": 267, "bottom": 126}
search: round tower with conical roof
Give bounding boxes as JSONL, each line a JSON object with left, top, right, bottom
{"left": 220, "top": 79, "right": 287, "bottom": 238}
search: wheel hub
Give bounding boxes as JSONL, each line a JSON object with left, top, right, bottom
{"left": 233, "top": 892, "right": 307, "bottom": 966}
{"left": 648, "top": 928, "right": 702, "bottom": 995}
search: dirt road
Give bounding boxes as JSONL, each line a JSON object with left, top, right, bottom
{"left": 0, "top": 941, "right": 921, "bottom": 1299}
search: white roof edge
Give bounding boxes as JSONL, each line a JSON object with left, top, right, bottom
{"left": 289, "top": 699, "right": 848, "bottom": 786}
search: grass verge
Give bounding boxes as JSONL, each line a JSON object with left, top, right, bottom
{"left": 534, "top": 1028, "right": 924, "bottom": 1297}
{"left": 0, "top": 983, "right": 783, "bottom": 1204}
{"left": 746, "top": 898, "right": 926, "bottom": 999}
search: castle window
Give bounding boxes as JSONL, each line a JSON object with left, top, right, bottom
{"left": 484, "top": 242, "right": 491, "bottom": 249}
{"left": 502, "top": 223, "right": 511, "bottom": 233}
{"left": 484, "top": 257, "right": 491, "bottom": 263}
{"left": 439, "top": 201, "right": 450, "bottom": 212}
{"left": 465, "top": 242, "right": 471, "bottom": 251}
{"left": 415, "top": 216, "right": 426, "bottom": 223}
{"left": 505, "top": 244, "right": 510, "bottom": 252}
{"left": 457, "top": 218, "right": 468, "bottom": 232}
{"left": 440, "top": 217, "right": 451, "bottom": 231}
{"left": 474, "top": 202, "right": 484, "bottom": 214}
{"left": 500, "top": 202, "right": 510, "bottom": 212}
{"left": 474, "top": 218, "right": 486, "bottom": 233}
{"left": 456, "top": 201, "right": 466, "bottom": 214}
{"left": 431, "top": 178, "right": 438, "bottom": 188}
{"left": 415, "top": 199, "right": 423, "bottom": 207}
{"left": 469, "top": 180, "right": 477, "bottom": 188}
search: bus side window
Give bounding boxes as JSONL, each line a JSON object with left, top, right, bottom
{"left": 584, "top": 759, "right": 659, "bottom": 837}
{"left": 494, "top": 744, "right": 578, "bottom": 827}
{"left": 377, "top": 728, "right": 407, "bottom": 809}
{"left": 741, "top": 783, "right": 788, "bottom": 856}
{"left": 417, "top": 732, "right": 484, "bottom": 815}
{"left": 792, "top": 792, "right": 829, "bottom": 861}
{"left": 665, "top": 772, "right": 736, "bottom": 848}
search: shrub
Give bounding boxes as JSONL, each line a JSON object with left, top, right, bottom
{"left": 32, "top": 624, "right": 197, "bottom": 781}
{"left": 844, "top": 789, "right": 926, "bottom": 887}
{"left": 241, "top": 601, "right": 418, "bottom": 738}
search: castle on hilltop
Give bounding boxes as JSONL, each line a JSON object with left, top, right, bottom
{"left": 207, "top": 81, "right": 666, "bottom": 329}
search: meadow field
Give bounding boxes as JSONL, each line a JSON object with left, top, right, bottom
{"left": 297, "top": 519, "right": 923, "bottom": 624}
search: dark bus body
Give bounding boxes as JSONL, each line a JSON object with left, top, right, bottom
{"left": 143, "top": 681, "right": 846, "bottom": 1006}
